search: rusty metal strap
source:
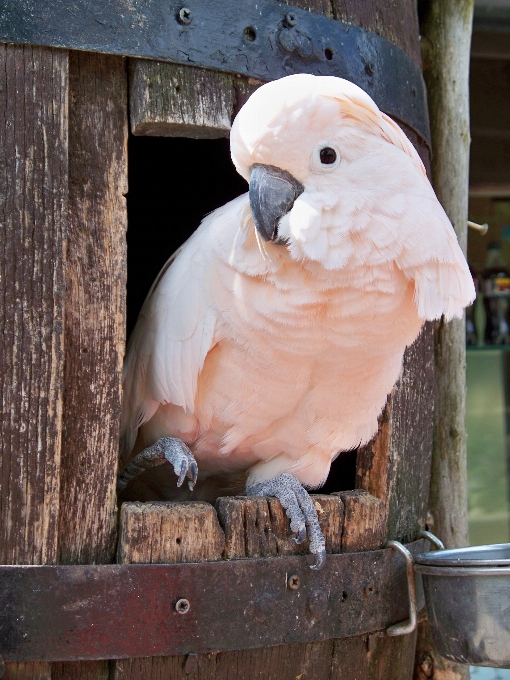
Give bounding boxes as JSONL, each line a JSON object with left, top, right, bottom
{"left": 0, "top": 0, "right": 430, "bottom": 145}
{"left": 0, "top": 540, "right": 427, "bottom": 663}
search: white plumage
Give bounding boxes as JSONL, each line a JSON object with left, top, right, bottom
{"left": 121, "top": 74, "right": 475, "bottom": 499}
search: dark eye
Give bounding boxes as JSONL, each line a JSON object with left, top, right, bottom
{"left": 319, "top": 147, "right": 337, "bottom": 165}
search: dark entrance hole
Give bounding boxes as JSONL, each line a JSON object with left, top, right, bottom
{"left": 127, "top": 135, "right": 248, "bottom": 336}
{"left": 126, "top": 134, "right": 356, "bottom": 494}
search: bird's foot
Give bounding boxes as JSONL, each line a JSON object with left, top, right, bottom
{"left": 117, "top": 437, "right": 198, "bottom": 493}
{"left": 247, "top": 473, "right": 326, "bottom": 570}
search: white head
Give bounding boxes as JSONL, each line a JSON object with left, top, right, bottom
{"left": 230, "top": 74, "right": 428, "bottom": 270}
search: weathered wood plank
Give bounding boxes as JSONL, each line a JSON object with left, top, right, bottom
{"left": 50, "top": 662, "right": 110, "bottom": 680}
{"left": 52, "top": 51, "right": 128, "bottom": 680}
{"left": 338, "top": 491, "right": 387, "bottom": 552}
{"left": 0, "top": 42, "right": 67, "bottom": 566}
{"left": 113, "top": 501, "right": 225, "bottom": 679}
{"left": 117, "top": 501, "right": 225, "bottom": 564}
{"left": 421, "top": 0, "right": 472, "bottom": 555}
{"left": 216, "top": 494, "right": 344, "bottom": 559}
{"left": 329, "top": 635, "right": 370, "bottom": 679}
{"left": 129, "top": 61, "right": 234, "bottom": 138}
{"left": 0, "top": 43, "right": 68, "bottom": 680}
{"left": 58, "top": 51, "right": 128, "bottom": 567}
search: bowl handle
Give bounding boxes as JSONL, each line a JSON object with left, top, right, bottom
{"left": 385, "top": 541, "right": 417, "bottom": 636}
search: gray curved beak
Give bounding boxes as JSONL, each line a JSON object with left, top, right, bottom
{"left": 249, "top": 164, "right": 304, "bottom": 244}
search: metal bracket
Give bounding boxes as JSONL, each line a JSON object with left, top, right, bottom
{"left": 0, "top": 0, "right": 430, "bottom": 145}
{"left": 0, "top": 540, "right": 427, "bottom": 663}
{"left": 385, "top": 541, "right": 417, "bottom": 636}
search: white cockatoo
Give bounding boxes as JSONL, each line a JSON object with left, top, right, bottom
{"left": 119, "top": 74, "right": 475, "bottom": 568}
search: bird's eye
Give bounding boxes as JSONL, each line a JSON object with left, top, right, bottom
{"left": 320, "top": 147, "right": 337, "bottom": 164}
{"left": 311, "top": 143, "right": 340, "bottom": 174}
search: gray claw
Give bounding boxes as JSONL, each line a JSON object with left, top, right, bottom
{"left": 117, "top": 436, "right": 198, "bottom": 493}
{"left": 246, "top": 473, "right": 326, "bottom": 568}
{"left": 310, "top": 548, "right": 326, "bottom": 570}
{"left": 188, "top": 461, "right": 198, "bottom": 490}
{"left": 177, "top": 459, "right": 187, "bottom": 487}
{"left": 293, "top": 525, "right": 307, "bottom": 544}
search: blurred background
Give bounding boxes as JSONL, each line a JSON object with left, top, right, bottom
{"left": 464, "top": 0, "right": 510, "bottom": 557}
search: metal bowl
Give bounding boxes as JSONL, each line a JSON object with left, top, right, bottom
{"left": 415, "top": 544, "right": 510, "bottom": 668}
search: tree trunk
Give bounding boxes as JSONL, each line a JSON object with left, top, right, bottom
{"left": 415, "top": 2, "right": 474, "bottom": 679}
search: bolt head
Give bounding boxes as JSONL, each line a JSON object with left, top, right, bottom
{"left": 175, "top": 597, "right": 191, "bottom": 614}
{"left": 285, "top": 12, "right": 297, "bottom": 27}
{"left": 288, "top": 574, "right": 301, "bottom": 590}
{"left": 178, "top": 7, "right": 192, "bottom": 25}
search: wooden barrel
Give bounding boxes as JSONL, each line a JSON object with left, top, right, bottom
{"left": 0, "top": 2, "right": 435, "bottom": 678}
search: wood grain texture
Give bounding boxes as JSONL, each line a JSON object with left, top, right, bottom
{"left": 216, "top": 494, "right": 344, "bottom": 559}
{"left": 2, "top": 665, "right": 52, "bottom": 680}
{"left": 0, "top": 43, "right": 67, "bottom": 567}
{"left": 50, "top": 662, "right": 110, "bottom": 680}
{"left": 58, "top": 51, "right": 128, "bottom": 567}
{"left": 117, "top": 501, "right": 225, "bottom": 564}
{"left": 129, "top": 61, "right": 234, "bottom": 138}
{"left": 0, "top": 43, "right": 68, "bottom": 680}
{"left": 338, "top": 491, "right": 387, "bottom": 552}
{"left": 113, "top": 501, "right": 225, "bottom": 679}
{"left": 421, "top": 0, "right": 473, "bottom": 553}
{"left": 53, "top": 51, "right": 128, "bottom": 680}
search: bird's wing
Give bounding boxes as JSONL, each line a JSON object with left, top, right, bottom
{"left": 373, "top": 114, "right": 475, "bottom": 321}
{"left": 396, "top": 182, "right": 476, "bottom": 321}
{"left": 120, "top": 222, "right": 217, "bottom": 462}
{"left": 120, "top": 194, "right": 259, "bottom": 463}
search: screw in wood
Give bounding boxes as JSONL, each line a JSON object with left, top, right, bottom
{"left": 175, "top": 597, "right": 191, "bottom": 614}
{"left": 178, "top": 7, "right": 192, "bottom": 25}
{"left": 287, "top": 574, "right": 301, "bottom": 590}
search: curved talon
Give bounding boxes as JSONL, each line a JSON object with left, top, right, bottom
{"left": 177, "top": 459, "right": 187, "bottom": 487}
{"left": 310, "top": 548, "right": 326, "bottom": 571}
{"left": 293, "top": 525, "right": 307, "bottom": 544}
{"left": 189, "top": 460, "right": 199, "bottom": 490}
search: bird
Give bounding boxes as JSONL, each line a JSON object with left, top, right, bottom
{"left": 118, "top": 74, "right": 475, "bottom": 569}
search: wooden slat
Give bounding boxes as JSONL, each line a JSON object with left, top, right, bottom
{"left": 216, "top": 494, "right": 344, "bottom": 559}
{"left": 117, "top": 501, "right": 225, "bottom": 564}
{"left": 57, "top": 51, "right": 128, "bottom": 567}
{"left": 113, "top": 501, "right": 225, "bottom": 679}
{"left": 0, "top": 43, "right": 68, "bottom": 680}
{"left": 52, "top": 51, "right": 129, "bottom": 680}
{"left": 129, "top": 61, "right": 234, "bottom": 138}
{"left": 338, "top": 491, "right": 387, "bottom": 552}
